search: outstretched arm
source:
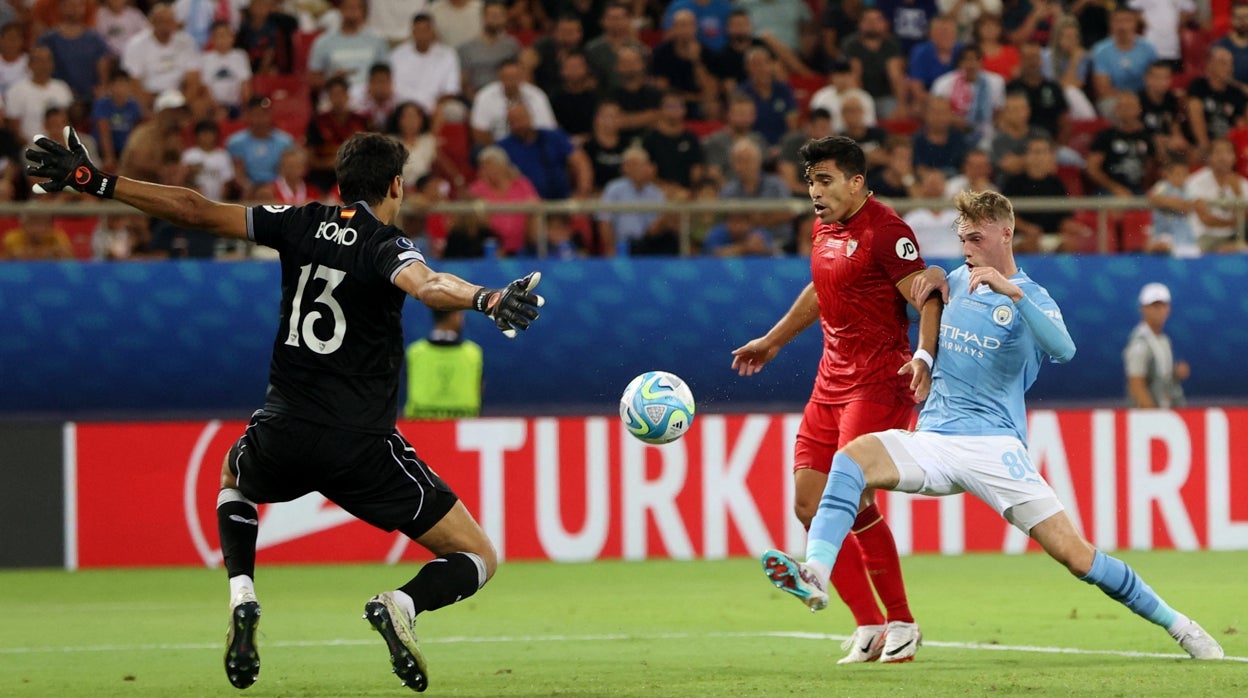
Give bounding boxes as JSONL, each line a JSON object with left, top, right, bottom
{"left": 731, "top": 282, "right": 820, "bottom": 376}
{"left": 27, "top": 126, "right": 249, "bottom": 238}
{"left": 395, "top": 264, "right": 546, "bottom": 339}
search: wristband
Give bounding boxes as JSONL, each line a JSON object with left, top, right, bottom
{"left": 472, "top": 287, "right": 492, "bottom": 313}
{"left": 912, "top": 349, "right": 934, "bottom": 371}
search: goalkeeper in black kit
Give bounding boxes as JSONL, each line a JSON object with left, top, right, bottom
{"left": 27, "top": 127, "right": 546, "bottom": 693}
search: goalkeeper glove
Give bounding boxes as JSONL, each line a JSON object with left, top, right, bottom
{"left": 473, "top": 271, "right": 545, "bottom": 339}
{"left": 25, "top": 126, "right": 117, "bottom": 198}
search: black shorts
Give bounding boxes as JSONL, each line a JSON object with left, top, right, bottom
{"left": 226, "top": 409, "right": 458, "bottom": 536}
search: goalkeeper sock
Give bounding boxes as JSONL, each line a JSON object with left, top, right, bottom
{"left": 806, "top": 452, "right": 866, "bottom": 572}
{"left": 217, "top": 488, "right": 258, "bottom": 580}
{"left": 829, "top": 534, "right": 886, "bottom": 626}
{"left": 854, "top": 503, "right": 914, "bottom": 624}
{"left": 1080, "top": 550, "right": 1178, "bottom": 628}
{"left": 399, "top": 552, "right": 487, "bottom": 616}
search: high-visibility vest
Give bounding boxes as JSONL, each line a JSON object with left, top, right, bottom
{"left": 403, "top": 338, "right": 483, "bottom": 419}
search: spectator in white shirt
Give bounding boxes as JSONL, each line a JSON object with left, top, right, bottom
{"left": 176, "top": 120, "right": 234, "bottom": 200}
{"left": 469, "top": 58, "right": 556, "bottom": 145}
{"left": 368, "top": 0, "right": 429, "bottom": 46}
{"left": 192, "top": 20, "right": 252, "bottom": 117}
{"left": 903, "top": 168, "right": 963, "bottom": 259}
{"left": 4, "top": 46, "right": 72, "bottom": 143}
{"left": 307, "top": 0, "right": 390, "bottom": 96}
{"left": 122, "top": 2, "right": 200, "bottom": 102}
{"left": 173, "top": 0, "right": 243, "bottom": 49}
{"left": 808, "top": 59, "right": 877, "bottom": 134}
{"left": 0, "top": 21, "right": 29, "bottom": 97}
{"left": 429, "top": 0, "right": 481, "bottom": 49}
{"left": 390, "top": 12, "right": 461, "bottom": 115}
{"left": 97, "top": 0, "right": 150, "bottom": 56}
{"left": 1126, "top": 0, "right": 1195, "bottom": 67}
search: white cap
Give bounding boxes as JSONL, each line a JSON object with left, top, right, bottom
{"left": 153, "top": 89, "right": 186, "bottom": 112}
{"left": 1138, "top": 282, "right": 1171, "bottom": 306}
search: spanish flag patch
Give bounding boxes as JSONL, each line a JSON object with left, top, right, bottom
{"left": 340, "top": 209, "right": 356, "bottom": 219}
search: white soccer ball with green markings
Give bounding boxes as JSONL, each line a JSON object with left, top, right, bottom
{"left": 619, "top": 371, "right": 696, "bottom": 445}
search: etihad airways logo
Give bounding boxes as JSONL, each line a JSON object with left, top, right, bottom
{"left": 939, "top": 323, "right": 1001, "bottom": 359}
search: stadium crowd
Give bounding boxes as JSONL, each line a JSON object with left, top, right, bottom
{"left": 1, "top": 0, "right": 1247, "bottom": 260}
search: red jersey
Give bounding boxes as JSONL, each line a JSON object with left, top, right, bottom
{"left": 808, "top": 195, "right": 926, "bottom": 405}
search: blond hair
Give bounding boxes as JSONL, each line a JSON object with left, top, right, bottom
{"left": 953, "top": 190, "right": 1014, "bottom": 228}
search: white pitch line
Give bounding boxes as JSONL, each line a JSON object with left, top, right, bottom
{"left": 1, "top": 631, "right": 1243, "bottom": 662}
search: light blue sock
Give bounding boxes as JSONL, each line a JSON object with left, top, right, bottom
{"left": 805, "top": 452, "right": 866, "bottom": 571}
{"left": 1080, "top": 550, "right": 1178, "bottom": 629}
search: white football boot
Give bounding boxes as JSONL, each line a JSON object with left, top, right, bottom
{"left": 880, "top": 620, "right": 922, "bottom": 663}
{"left": 837, "top": 624, "right": 888, "bottom": 664}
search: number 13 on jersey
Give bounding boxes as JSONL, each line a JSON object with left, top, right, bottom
{"left": 286, "top": 263, "right": 348, "bottom": 355}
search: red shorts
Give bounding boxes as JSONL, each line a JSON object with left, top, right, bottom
{"left": 794, "top": 400, "right": 916, "bottom": 474}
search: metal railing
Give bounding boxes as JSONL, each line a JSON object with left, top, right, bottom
{"left": 5, "top": 195, "right": 1246, "bottom": 257}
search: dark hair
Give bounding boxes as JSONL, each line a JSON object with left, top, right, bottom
{"left": 194, "top": 119, "right": 221, "bottom": 135}
{"left": 44, "top": 106, "right": 67, "bottom": 121}
{"left": 324, "top": 75, "right": 350, "bottom": 93}
{"left": 385, "top": 101, "right": 430, "bottom": 136}
{"left": 1147, "top": 59, "right": 1174, "bottom": 72}
{"left": 109, "top": 67, "right": 131, "bottom": 82}
{"left": 368, "top": 62, "right": 391, "bottom": 78}
{"left": 799, "top": 136, "right": 866, "bottom": 179}
{"left": 412, "top": 12, "right": 432, "bottom": 25}
{"left": 209, "top": 19, "right": 232, "bottom": 33}
{"left": 956, "top": 44, "right": 982, "bottom": 64}
{"left": 336, "top": 133, "right": 409, "bottom": 206}
{"left": 808, "top": 107, "right": 832, "bottom": 121}
{"left": 728, "top": 8, "right": 750, "bottom": 20}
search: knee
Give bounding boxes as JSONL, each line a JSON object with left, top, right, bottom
{"left": 219, "top": 454, "right": 238, "bottom": 489}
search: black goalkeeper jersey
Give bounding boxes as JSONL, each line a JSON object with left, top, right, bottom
{"left": 247, "top": 201, "right": 425, "bottom": 433}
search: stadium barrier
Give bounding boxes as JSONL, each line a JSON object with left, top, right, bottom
{"left": 3, "top": 408, "right": 1245, "bottom": 570}
{"left": 4, "top": 195, "right": 1247, "bottom": 257}
{"left": 3, "top": 255, "right": 1248, "bottom": 418}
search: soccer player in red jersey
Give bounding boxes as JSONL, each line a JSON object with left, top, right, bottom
{"left": 732, "top": 135, "right": 943, "bottom": 664}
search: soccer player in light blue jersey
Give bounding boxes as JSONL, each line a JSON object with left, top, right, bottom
{"left": 760, "top": 190, "right": 1225, "bottom": 661}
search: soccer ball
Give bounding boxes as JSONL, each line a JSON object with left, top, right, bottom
{"left": 619, "top": 371, "right": 696, "bottom": 445}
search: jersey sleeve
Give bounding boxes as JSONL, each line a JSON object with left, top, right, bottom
{"left": 871, "top": 216, "right": 927, "bottom": 284}
{"left": 369, "top": 228, "right": 428, "bottom": 285}
{"left": 247, "top": 203, "right": 322, "bottom": 250}
{"left": 1017, "top": 282, "right": 1076, "bottom": 363}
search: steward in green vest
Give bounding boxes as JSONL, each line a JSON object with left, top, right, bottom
{"left": 404, "top": 309, "right": 483, "bottom": 419}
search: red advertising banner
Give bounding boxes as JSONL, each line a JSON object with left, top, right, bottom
{"left": 71, "top": 409, "right": 1248, "bottom": 568}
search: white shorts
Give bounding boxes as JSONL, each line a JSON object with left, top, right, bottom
{"left": 875, "top": 429, "right": 1065, "bottom": 533}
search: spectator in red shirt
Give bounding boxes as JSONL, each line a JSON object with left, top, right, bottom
{"left": 306, "top": 76, "right": 372, "bottom": 190}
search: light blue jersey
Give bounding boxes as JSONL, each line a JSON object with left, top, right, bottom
{"left": 917, "top": 265, "right": 1076, "bottom": 444}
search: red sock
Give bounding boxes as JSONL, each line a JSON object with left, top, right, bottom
{"left": 828, "top": 533, "right": 886, "bottom": 626}
{"left": 853, "top": 504, "right": 914, "bottom": 623}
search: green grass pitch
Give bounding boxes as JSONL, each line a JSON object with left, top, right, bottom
{"left": 2, "top": 551, "right": 1244, "bottom": 697}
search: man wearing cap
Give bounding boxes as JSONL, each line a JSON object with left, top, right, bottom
{"left": 1124, "top": 282, "right": 1189, "bottom": 408}
{"left": 119, "top": 89, "right": 188, "bottom": 183}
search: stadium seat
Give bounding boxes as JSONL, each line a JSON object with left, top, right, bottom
{"left": 252, "top": 75, "right": 312, "bottom": 141}
{"left": 1069, "top": 209, "right": 1116, "bottom": 254}
{"left": 1230, "top": 126, "right": 1248, "bottom": 178}
{"left": 638, "top": 29, "right": 663, "bottom": 48}
{"left": 685, "top": 119, "right": 724, "bottom": 139}
{"left": 879, "top": 117, "right": 921, "bottom": 136}
{"left": 1119, "top": 210, "right": 1153, "bottom": 252}
{"left": 1067, "top": 118, "right": 1111, "bottom": 159}
{"left": 787, "top": 74, "right": 827, "bottom": 118}
{"left": 1056, "top": 165, "right": 1085, "bottom": 197}
{"left": 292, "top": 30, "right": 321, "bottom": 74}
{"left": 1181, "top": 28, "right": 1212, "bottom": 77}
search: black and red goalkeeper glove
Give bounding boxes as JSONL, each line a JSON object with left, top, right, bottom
{"left": 25, "top": 126, "right": 117, "bottom": 198}
{"left": 473, "top": 271, "right": 545, "bottom": 338}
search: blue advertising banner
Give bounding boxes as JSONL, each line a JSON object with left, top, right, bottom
{"left": 1, "top": 255, "right": 1245, "bottom": 418}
